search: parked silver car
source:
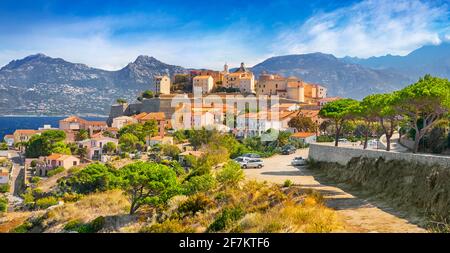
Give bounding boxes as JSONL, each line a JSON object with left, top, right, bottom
{"left": 291, "top": 156, "right": 307, "bottom": 166}
{"left": 235, "top": 157, "right": 264, "bottom": 169}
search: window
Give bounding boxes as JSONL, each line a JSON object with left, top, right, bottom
{"left": 73, "top": 161, "right": 77, "bottom": 166}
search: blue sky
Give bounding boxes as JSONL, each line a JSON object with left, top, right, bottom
{"left": 0, "top": 0, "right": 448, "bottom": 70}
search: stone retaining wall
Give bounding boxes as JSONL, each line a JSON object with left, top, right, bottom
{"left": 308, "top": 143, "right": 450, "bottom": 168}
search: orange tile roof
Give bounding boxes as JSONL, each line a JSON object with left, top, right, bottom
{"left": 141, "top": 112, "right": 166, "bottom": 121}
{"left": 60, "top": 116, "right": 86, "bottom": 123}
{"left": 85, "top": 121, "right": 107, "bottom": 126}
{"left": 133, "top": 112, "right": 148, "bottom": 120}
{"left": 0, "top": 171, "right": 9, "bottom": 177}
{"left": 46, "top": 153, "right": 77, "bottom": 161}
{"left": 4, "top": 134, "right": 14, "bottom": 138}
{"left": 46, "top": 154, "right": 63, "bottom": 160}
{"left": 291, "top": 132, "right": 316, "bottom": 138}
{"left": 14, "top": 129, "right": 40, "bottom": 135}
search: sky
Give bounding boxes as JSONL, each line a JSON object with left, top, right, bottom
{"left": 0, "top": 0, "right": 448, "bottom": 70}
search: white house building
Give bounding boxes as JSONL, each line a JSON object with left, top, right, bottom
{"left": 79, "top": 136, "right": 119, "bottom": 161}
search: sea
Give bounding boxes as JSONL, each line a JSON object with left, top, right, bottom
{"left": 0, "top": 116, "right": 107, "bottom": 140}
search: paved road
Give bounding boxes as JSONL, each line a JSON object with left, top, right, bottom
{"left": 8, "top": 151, "right": 25, "bottom": 197}
{"left": 244, "top": 149, "right": 426, "bottom": 233}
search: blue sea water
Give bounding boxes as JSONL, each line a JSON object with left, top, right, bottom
{"left": 0, "top": 116, "right": 107, "bottom": 140}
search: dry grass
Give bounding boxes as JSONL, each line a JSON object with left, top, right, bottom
{"left": 237, "top": 197, "right": 342, "bottom": 233}
{"left": 137, "top": 180, "right": 342, "bottom": 233}
{"left": 0, "top": 212, "right": 36, "bottom": 233}
{"left": 42, "top": 189, "right": 130, "bottom": 232}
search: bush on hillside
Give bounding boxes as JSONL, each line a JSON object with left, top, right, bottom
{"left": 47, "top": 166, "right": 65, "bottom": 177}
{"left": 207, "top": 206, "right": 245, "bottom": 232}
{"left": 35, "top": 196, "right": 59, "bottom": 209}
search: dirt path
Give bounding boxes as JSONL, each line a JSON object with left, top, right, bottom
{"left": 244, "top": 149, "right": 426, "bottom": 233}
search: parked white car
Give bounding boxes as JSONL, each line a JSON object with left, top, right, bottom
{"left": 368, "top": 139, "right": 379, "bottom": 147}
{"left": 291, "top": 157, "right": 307, "bottom": 166}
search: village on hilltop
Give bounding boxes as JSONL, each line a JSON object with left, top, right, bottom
{"left": 1, "top": 62, "right": 338, "bottom": 188}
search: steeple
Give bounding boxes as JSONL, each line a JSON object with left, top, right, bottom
{"left": 223, "top": 63, "right": 229, "bottom": 73}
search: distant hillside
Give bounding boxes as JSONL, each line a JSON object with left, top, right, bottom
{"left": 0, "top": 54, "right": 187, "bottom": 115}
{"left": 341, "top": 43, "right": 450, "bottom": 81}
{"left": 0, "top": 43, "right": 449, "bottom": 115}
{"left": 250, "top": 53, "right": 412, "bottom": 99}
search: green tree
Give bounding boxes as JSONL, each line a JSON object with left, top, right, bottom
{"left": 216, "top": 161, "right": 244, "bottom": 187}
{"left": 26, "top": 130, "right": 68, "bottom": 158}
{"left": 143, "top": 120, "right": 159, "bottom": 144}
{"left": 103, "top": 142, "right": 117, "bottom": 155}
{"left": 183, "top": 174, "right": 216, "bottom": 194}
{"left": 0, "top": 142, "right": 8, "bottom": 150}
{"left": 395, "top": 75, "right": 450, "bottom": 153}
{"left": 161, "top": 144, "right": 181, "bottom": 159}
{"left": 120, "top": 162, "right": 180, "bottom": 214}
{"left": 51, "top": 142, "right": 71, "bottom": 155}
{"left": 363, "top": 93, "right": 400, "bottom": 151}
{"left": 77, "top": 146, "right": 88, "bottom": 159}
{"left": 75, "top": 129, "right": 89, "bottom": 141}
{"left": 116, "top": 98, "right": 127, "bottom": 105}
{"left": 119, "top": 123, "right": 146, "bottom": 141}
{"left": 142, "top": 90, "right": 155, "bottom": 99}
{"left": 353, "top": 98, "right": 378, "bottom": 149}
{"left": 288, "top": 114, "right": 317, "bottom": 133}
{"left": 119, "top": 133, "right": 141, "bottom": 153}
{"left": 58, "top": 163, "right": 120, "bottom": 194}
{"left": 319, "top": 98, "right": 359, "bottom": 146}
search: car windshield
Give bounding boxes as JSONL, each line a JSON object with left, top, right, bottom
{"left": 294, "top": 157, "right": 303, "bottom": 160}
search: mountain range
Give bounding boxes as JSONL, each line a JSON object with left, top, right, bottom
{"left": 0, "top": 43, "right": 448, "bottom": 115}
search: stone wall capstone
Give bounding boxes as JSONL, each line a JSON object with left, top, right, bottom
{"left": 308, "top": 143, "right": 450, "bottom": 168}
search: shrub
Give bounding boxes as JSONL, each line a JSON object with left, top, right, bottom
{"left": 283, "top": 180, "right": 293, "bottom": 188}
{"left": 47, "top": 166, "right": 65, "bottom": 177}
{"left": 316, "top": 135, "right": 334, "bottom": 142}
{"left": 64, "top": 219, "right": 83, "bottom": 231}
{"left": 62, "top": 192, "right": 82, "bottom": 202}
{"left": 0, "top": 184, "right": 9, "bottom": 193}
{"left": 207, "top": 206, "right": 245, "bottom": 232}
{"left": 30, "top": 160, "right": 38, "bottom": 167}
{"left": 216, "top": 161, "right": 244, "bottom": 187}
{"left": 35, "top": 196, "right": 59, "bottom": 209}
{"left": 183, "top": 174, "right": 216, "bottom": 194}
{"left": 64, "top": 216, "right": 105, "bottom": 233}
{"left": 11, "top": 222, "right": 33, "bottom": 233}
{"left": 10, "top": 216, "right": 45, "bottom": 233}
{"left": 31, "top": 176, "right": 41, "bottom": 184}
{"left": 178, "top": 194, "right": 214, "bottom": 217}
{"left": 161, "top": 144, "right": 181, "bottom": 159}
{"left": 0, "top": 197, "right": 7, "bottom": 212}
{"left": 140, "top": 219, "right": 195, "bottom": 233}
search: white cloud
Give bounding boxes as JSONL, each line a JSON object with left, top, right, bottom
{"left": 274, "top": 0, "right": 448, "bottom": 58}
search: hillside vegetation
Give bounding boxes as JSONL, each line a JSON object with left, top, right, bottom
{"left": 7, "top": 159, "right": 342, "bottom": 233}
